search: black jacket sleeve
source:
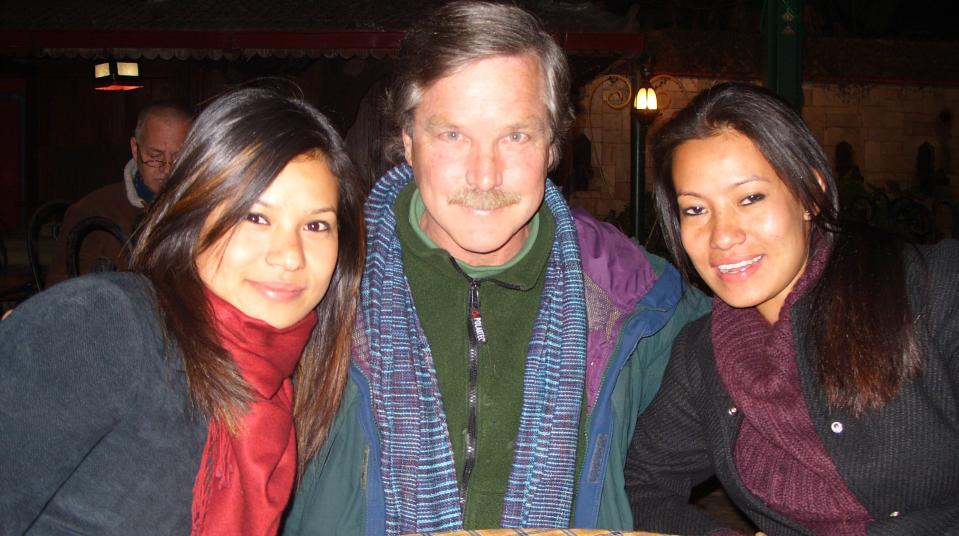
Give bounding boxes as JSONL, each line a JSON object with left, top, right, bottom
{"left": 0, "top": 276, "right": 148, "bottom": 533}
{"left": 625, "top": 319, "right": 736, "bottom": 535}
{"left": 866, "top": 240, "right": 959, "bottom": 534}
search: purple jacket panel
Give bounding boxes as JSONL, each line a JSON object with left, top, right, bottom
{"left": 571, "top": 207, "right": 657, "bottom": 410}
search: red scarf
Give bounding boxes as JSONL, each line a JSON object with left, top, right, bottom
{"left": 190, "top": 289, "right": 317, "bottom": 536}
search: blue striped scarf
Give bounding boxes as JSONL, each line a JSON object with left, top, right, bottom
{"left": 354, "top": 164, "right": 587, "bottom": 534}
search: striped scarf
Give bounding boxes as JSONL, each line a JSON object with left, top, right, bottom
{"left": 354, "top": 164, "right": 587, "bottom": 534}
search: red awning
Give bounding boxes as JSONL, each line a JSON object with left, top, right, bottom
{"left": 0, "top": 29, "right": 644, "bottom": 60}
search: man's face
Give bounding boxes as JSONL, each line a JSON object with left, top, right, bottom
{"left": 403, "top": 54, "right": 552, "bottom": 267}
{"left": 129, "top": 113, "right": 191, "bottom": 194}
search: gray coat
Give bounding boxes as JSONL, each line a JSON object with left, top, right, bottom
{"left": 0, "top": 273, "right": 208, "bottom": 534}
{"left": 625, "top": 240, "right": 959, "bottom": 535}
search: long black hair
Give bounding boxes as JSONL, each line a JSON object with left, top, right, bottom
{"left": 652, "top": 82, "right": 920, "bottom": 415}
{"left": 130, "top": 86, "right": 364, "bottom": 477}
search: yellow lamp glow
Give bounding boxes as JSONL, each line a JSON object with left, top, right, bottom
{"left": 634, "top": 87, "right": 658, "bottom": 111}
{"left": 634, "top": 88, "right": 646, "bottom": 110}
{"left": 94, "top": 63, "right": 111, "bottom": 79}
{"left": 116, "top": 62, "right": 139, "bottom": 77}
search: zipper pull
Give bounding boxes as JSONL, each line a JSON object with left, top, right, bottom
{"left": 468, "top": 281, "right": 487, "bottom": 345}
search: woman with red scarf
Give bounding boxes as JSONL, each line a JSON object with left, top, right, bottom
{"left": 625, "top": 83, "right": 959, "bottom": 535}
{"left": 0, "top": 86, "right": 364, "bottom": 535}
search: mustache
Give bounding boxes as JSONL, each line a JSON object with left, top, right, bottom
{"left": 447, "top": 189, "right": 522, "bottom": 210}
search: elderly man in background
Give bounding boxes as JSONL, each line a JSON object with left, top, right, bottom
{"left": 46, "top": 103, "right": 191, "bottom": 284}
{"left": 284, "top": 2, "right": 708, "bottom": 534}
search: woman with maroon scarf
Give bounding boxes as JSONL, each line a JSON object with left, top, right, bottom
{"left": 0, "top": 86, "right": 364, "bottom": 535}
{"left": 625, "top": 83, "right": 959, "bottom": 535}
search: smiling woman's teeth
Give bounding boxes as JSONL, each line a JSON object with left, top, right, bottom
{"left": 718, "top": 255, "right": 762, "bottom": 273}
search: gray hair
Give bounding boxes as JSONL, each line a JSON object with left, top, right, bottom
{"left": 134, "top": 102, "right": 192, "bottom": 143}
{"left": 384, "top": 0, "right": 574, "bottom": 168}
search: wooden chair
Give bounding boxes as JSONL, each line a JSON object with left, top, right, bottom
{"left": 0, "top": 200, "right": 69, "bottom": 307}
{"left": 65, "top": 216, "right": 131, "bottom": 278}
{"left": 25, "top": 200, "right": 70, "bottom": 292}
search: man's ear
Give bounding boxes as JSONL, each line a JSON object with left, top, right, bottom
{"left": 129, "top": 136, "right": 138, "bottom": 161}
{"left": 402, "top": 130, "right": 414, "bottom": 165}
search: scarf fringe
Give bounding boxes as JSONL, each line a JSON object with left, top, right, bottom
{"left": 191, "top": 420, "right": 234, "bottom": 533}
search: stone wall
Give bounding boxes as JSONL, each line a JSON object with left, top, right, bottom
{"left": 569, "top": 76, "right": 959, "bottom": 227}
{"left": 569, "top": 75, "right": 720, "bottom": 219}
{"left": 803, "top": 83, "right": 958, "bottom": 190}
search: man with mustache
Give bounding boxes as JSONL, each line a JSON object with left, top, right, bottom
{"left": 284, "top": 2, "right": 708, "bottom": 534}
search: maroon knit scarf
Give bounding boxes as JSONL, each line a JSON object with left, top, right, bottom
{"left": 190, "top": 289, "right": 317, "bottom": 536}
{"left": 711, "top": 241, "right": 872, "bottom": 535}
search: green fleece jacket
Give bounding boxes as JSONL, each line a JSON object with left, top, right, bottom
{"left": 396, "top": 183, "right": 554, "bottom": 527}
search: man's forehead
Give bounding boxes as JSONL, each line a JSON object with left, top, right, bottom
{"left": 413, "top": 55, "right": 548, "bottom": 120}
{"left": 141, "top": 115, "right": 190, "bottom": 143}
{"left": 140, "top": 144, "right": 172, "bottom": 154}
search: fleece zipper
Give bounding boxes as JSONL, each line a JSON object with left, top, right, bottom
{"left": 448, "top": 256, "right": 521, "bottom": 508}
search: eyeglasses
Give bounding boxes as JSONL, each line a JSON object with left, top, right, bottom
{"left": 136, "top": 147, "right": 176, "bottom": 169}
{"left": 140, "top": 158, "right": 173, "bottom": 169}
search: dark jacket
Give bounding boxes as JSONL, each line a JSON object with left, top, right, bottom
{"left": 0, "top": 273, "right": 208, "bottom": 534}
{"left": 625, "top": 240, "right": 959, "bottom": 536}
